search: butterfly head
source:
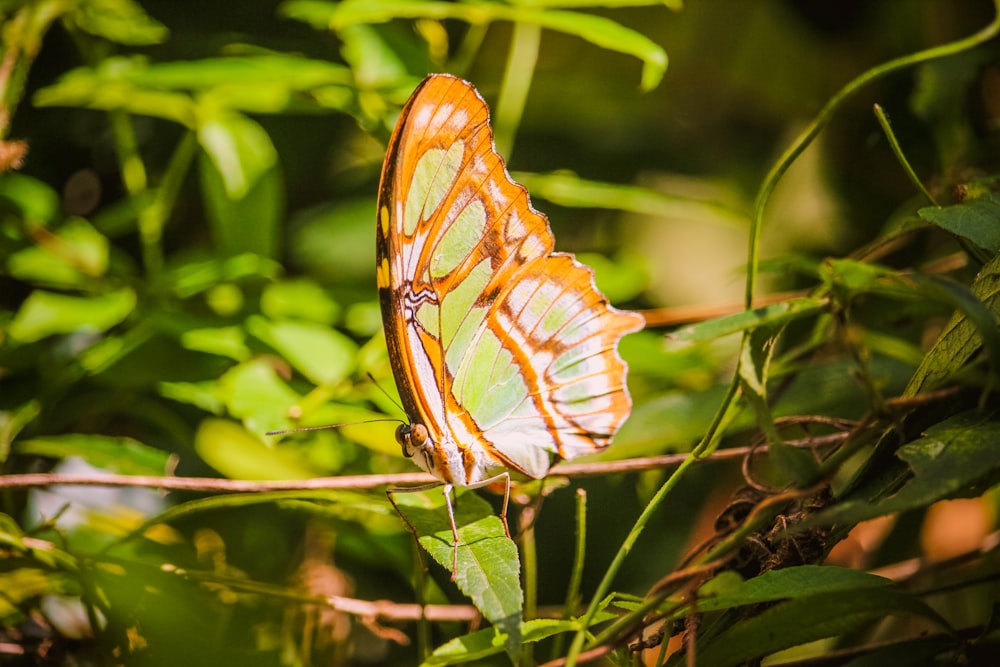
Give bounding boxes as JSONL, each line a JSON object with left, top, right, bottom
{"left": 397, "top": 422, "right": 448, "bottom": 479}
{"left": 395, "top": 422, "right": 429, "bottom": 459}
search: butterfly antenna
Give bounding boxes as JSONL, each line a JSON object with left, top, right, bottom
{"left": 266, "top": 418, "right": 402, "bottom": 437}
{"left": 366, "top": 371, "right": 408, "bottom": 419}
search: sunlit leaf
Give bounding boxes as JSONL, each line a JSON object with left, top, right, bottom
{"left": 0, "top": 569, "right": 76, "bottom": 619}
{"left": 288, "top": 197, "right": 377, "bottom": 284}
{"left": 68, "top": 0, "right": 169, "bottom": 45}
{"left": 120, "top": 54, "right": 352, "bottom": 97}
{"left": 8, "top": 288, "right": 136, "bottom": 342}
{"left": 513, "top": 170, "right": 746, "bottom": 226}
{"left": 0, "top": 172, "right": 61, "bottom": 222}
{"left": 34, "top": 57, "right": 195, "bottom": 125}
{"left": 197, "top": 112, "right": 278, "bottom": 200}
{"left": 671, "top": 297, "right": 828, "bottom": 343}
{"left": 339, "top": 23, "right": 410, "bottom": 87}
{"left": 247, "top": 316, "right": 358, "bottom": 387}
{"left": 194, "top": 418, "right": 320, "bottom": 480}
{"left": 260, "top": 280, "right": 341, "bottom": 325}
{"left": 179, "top": 326, "right": 250, "bottom": 361}
{"left": 282, "top": 0, "right": 668, "bottom": 89}
{"left": 280, "top": 402, "right": 400, "bottom": 457}
{"left": 392, "top": 487, "right": 523, "bottom": 658}
{"left": 0, "top": 401, "right": 41, "bottom": 463}
{"left": 217, "top": 358, "right": 302, "bottom": 433}
{"left": 199, "top": 149, "right": 283, "bottom": 258}
{"left": 163, "top": 253, "right": 281, "bottom": 298}
{"left": 158, "top": 380, "right": 226, "bottom": 414}
{"left": 7, "top": 218, "right": 110, "bottom": 287}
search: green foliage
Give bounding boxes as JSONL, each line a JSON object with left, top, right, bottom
{"left": 2, "top": 0, "right": 1000, "bottom": 665}
{"left": 392, "top": 487, "right": 524, "bottom": 658}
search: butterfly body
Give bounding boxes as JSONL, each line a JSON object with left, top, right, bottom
{"left": 377, "top": 75, "right": 643, "bottom": 562}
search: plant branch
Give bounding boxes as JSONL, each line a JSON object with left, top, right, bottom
{"left": 0, "top": 449, "right": 754, "bottom": 492}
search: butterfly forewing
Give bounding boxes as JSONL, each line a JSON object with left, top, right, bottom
{"left": 377, "top": 74, "right": 643, "bottom": 487}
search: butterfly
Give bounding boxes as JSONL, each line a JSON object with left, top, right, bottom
{"left": 376, "top": 74, "right": 644, "bottom": 577}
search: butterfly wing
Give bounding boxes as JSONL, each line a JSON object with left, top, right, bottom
{"left": 377, "top": 74, "right": 643, "bottom": 486}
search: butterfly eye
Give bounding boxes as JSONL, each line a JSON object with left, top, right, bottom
{"left": 395, "top": 423, "right": 429, "bottom": 457}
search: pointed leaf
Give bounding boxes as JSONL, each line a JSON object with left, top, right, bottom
{"left": 695, "top": 589, "right": 950, "bottom": 667}
{"left": 906, "top": 253, "right": 1000, "bottom": 394}
{"left": 804, "top": 411, "right": 1000, "bottom": 527}
{"left": 919, "top": 191, "right": 1000, "bottom": 253}
{"left": 392, "top": 487, "right": 523, "bottom": 658}
{"left": 694, "top": 566, "right": 891, "bottom": 613}
{"left": 671, "top": 297, "right": 828, "bottom": 343}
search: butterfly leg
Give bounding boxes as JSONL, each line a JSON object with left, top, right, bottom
{"left": 441, "top": 483, "right": 461, "bottom": 579}
{"left": 467, "top": 472, "right": 511, "bottom": 539}
{"left": 497, "top": 472, "right": 512, "bottom": 539}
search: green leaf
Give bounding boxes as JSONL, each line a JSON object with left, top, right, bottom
{"left": 694, "top": 589, "right": 950, "bottom": 667}
{"left": 0, "top": 401, "right": 42, "bottom": 463}
{"left": 919, "top": 191, "right": 1000, "bottom": 252}
{"left": 7, "top": 218, "right": 110, "bottom": 287}
{"left": 671, "top": 297, "right": 828, "bottom": 343}
{"left": 179, "top": 326, "right": 251, "bottom": 361}
{"left": 158, "top": 380, "right": 226, "bottom": 414}
{"left": 819, "top": 258, "right": 911, "bottom": 295}
{"left": 68, "top": 0, "right": 169, "bottom": 45}
{"left": 0, "top": 569, "right": 76, "bottom": 619}
{"left": 423, "top": 617, "right": 616, "bottom": 666}
{"left": 15, "top": 434, "right": 172, "bottom": 475}
{"left": 197, "top": 112, "right": 279, "bottom": 200}
{"left": 0, "top": 172, "right": 62, "bottom": 222}
{"left": 513, "top": 0, "right": 682, "bottom": 8}
{"left": 906, "top": 253, "right": 1000, "bottom": 394}
{"left": 129, "top": 54, "right": 352, "bottom": 92}
{"left": 199, "top": 147, "right": 283, "bottom": 258}
{"left": 391, "top": 487, "right": 523, "bottom": 659}
{"left": 194, "top": 418, "right": 320, "bottom": 480}
{"left": 260, "top": 280, "right": 340, "bottom": 325}
{"left": 280, "top": 402, "right": 399, "bottom": 457}
{"left": 162, "top": 253, "right": 282, "bottom": 298}
{"left": 217, "top": 358, "right": 303, "bottom": 433}
{"left": 288, "top": 197, "right": 377, "bottom": 285}
{"left": 513, "top": 170, "right": 747, "bottom": 225}
{"left": 33, "top": 54, "right": 353, "bottom": 119}
{"left": 694, "top": 566, "right": 891, "bottom": 613}
{"left": 805, "top": 411, "right": 1000, "bottom": 527}
{"left": 8, "top": 288, "right": 136, "bottom": 342}
{"left": 34, "top": 57, "right": 195, "bottom": 125}
{"left": 247, "top": 316, "right": 358, "bottom": 387}
{"left": 339, "top": 23, "right": 410, "bottom": 87}
{"left": 282, "top": 0, "right": 668, "bottom": 89}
